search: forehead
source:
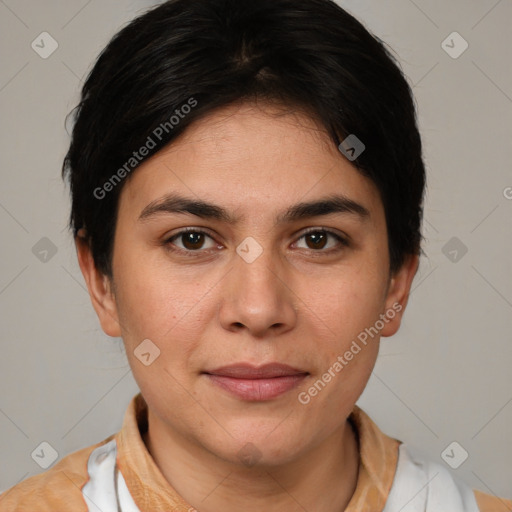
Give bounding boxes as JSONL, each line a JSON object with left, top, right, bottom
{"left": 118, "top": 102, "right": 384, "bottom": 224}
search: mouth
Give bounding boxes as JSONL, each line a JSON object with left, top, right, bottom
{"left": 203, "top": 363, "right": 309, "bottom": 401}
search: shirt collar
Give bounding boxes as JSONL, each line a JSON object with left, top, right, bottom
{"left": 116, "top": 393, "right": 400, "bottom": 511}
{"left": 345, "top": 404, "right": 400, "bottom": 511}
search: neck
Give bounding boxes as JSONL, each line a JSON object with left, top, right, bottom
{"left": 143, "top": 413, "right": 360, "bottom": 512}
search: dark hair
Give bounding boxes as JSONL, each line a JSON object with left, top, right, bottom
{"left": 62, "top": 0, "right": 425, "bottom": 276}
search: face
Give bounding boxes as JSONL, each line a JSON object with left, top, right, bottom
{"left": 79, "top": 102, "right": 417, "bottom": 468}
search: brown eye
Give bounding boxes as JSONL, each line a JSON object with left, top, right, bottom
{"left": 166, "top": 229, "right": 217, "bottom": 252}
{"left": 304, "top": 231, "right": 328, "bottom": 250}
{"left": 295, "top": 229, "right": 348, "bottom": 252}
{"left": 181, "top": 232, "right": 206, "bottom": 250}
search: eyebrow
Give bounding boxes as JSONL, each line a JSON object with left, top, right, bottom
{"left": 138, "top": 192, "right": 370, "bottom": 224}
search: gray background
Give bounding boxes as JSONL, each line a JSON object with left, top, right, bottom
{"left": 1, "top": 0, "right": 511, "bottom": 500}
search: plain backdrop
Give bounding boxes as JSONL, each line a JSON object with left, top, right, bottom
{"left": 1, "top": 0, "right": 511, "bottom": 499}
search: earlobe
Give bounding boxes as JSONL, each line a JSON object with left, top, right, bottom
{"left": 380, "top": 253, "right": 420, "bottom": 338}
{"left": 75, "top": 232, "right": 122, "bottom": 338}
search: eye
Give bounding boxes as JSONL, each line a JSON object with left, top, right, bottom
{"left": 294, "top": 229, "right": 348, "bottom": 252}
{"left": 163, "top": 227, "right": 349, "bottom": 256}
{"left": 165, "top": 228, "right": 219, "bottom": 253}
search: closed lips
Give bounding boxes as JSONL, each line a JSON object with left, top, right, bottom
{"left": 204, "top": 363, "right": 309, "bottom": 379}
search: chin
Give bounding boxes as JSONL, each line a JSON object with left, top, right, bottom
{"left": 215, "top": 425, "right": 308, "bottom": 468}
{"left": 222, "top": 444, "right": 299, "bottom": 470}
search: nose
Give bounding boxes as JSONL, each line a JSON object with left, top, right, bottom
{"left": 218, "top": 241, "right": 298, "bottom": 338}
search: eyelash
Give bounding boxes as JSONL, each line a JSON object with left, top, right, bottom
{"left": 163, "top": 227, "right": 349, "bottom": 257}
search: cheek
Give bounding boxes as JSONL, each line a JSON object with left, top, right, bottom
{"left": 307, "top": 268, "right": 388, "bottom": 339}
{"left": 112, "top": 250, "right": 211, "bottom": 351}
{"left": 298, "top": 280, "right": 383, "bottom": 421}
{"left": 113, "top": 263, "right": 217, "bottom": 397}
{"left": 298, "top": 265, "right": 387, "bottom": 402}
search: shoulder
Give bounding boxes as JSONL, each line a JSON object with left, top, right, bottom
{"left": 0, "top": 434, "right": 115, "bottom": 511}
{"left": 474, "top": 489, "right": 512, "bottom": 512}
{"left": 385, "top": 443, "right": 511, "bottom": 512}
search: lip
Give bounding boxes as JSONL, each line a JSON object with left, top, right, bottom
{"left": 203, "top": 363, "right": 309, "bottom": 401}
{"left": 205, "top": 363, "right": 306, "bottom": 378}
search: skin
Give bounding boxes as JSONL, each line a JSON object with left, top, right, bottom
{"left": 77, "top": 101, "right": 418, "bottom": 512}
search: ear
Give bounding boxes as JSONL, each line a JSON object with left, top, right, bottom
{"left": 75, "top": 231, "right": 122, "bottom": 337}
{"left": 380, "top": 253, "right": 419, "bottom": 338}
